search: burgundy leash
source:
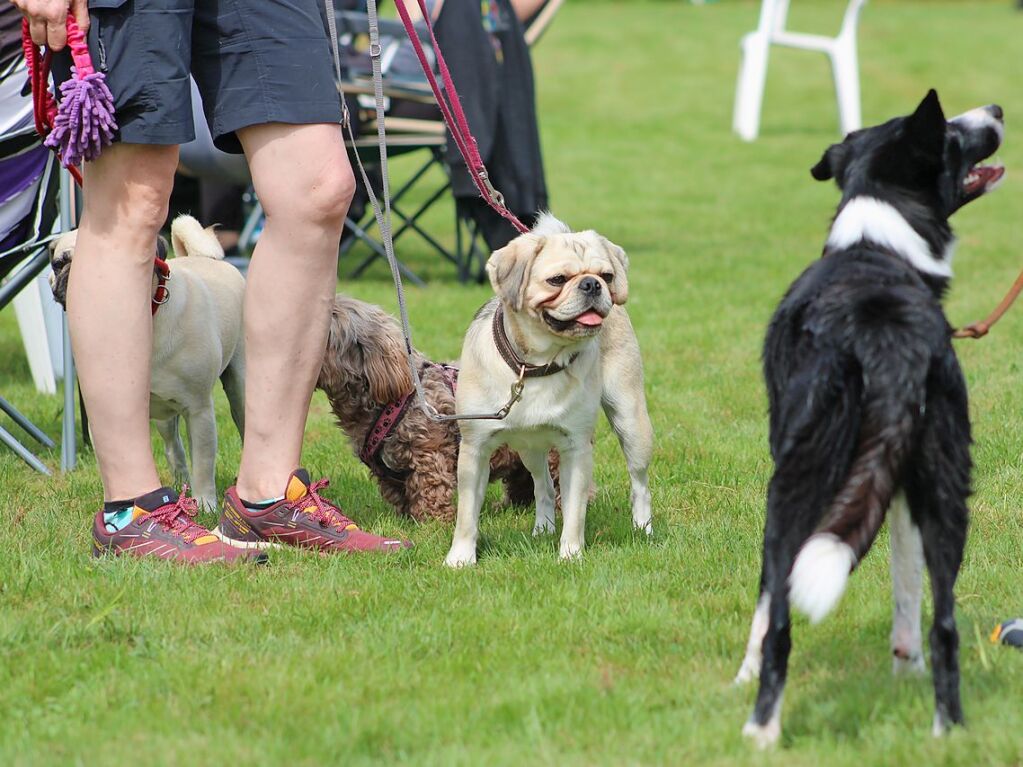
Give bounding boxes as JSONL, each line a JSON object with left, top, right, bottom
{"left": 392, "top": 0, "right": 529, "bottom": 234}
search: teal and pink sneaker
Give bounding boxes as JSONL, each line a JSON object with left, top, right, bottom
{"left": 92, "top": 487, "right": 266, "bottom": 564}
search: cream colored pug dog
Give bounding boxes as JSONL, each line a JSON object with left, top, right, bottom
{"left": 49, "top": 215, "right": 245, "bottom": 510}
{"left": 446, "top": 214, "right": 653, "bottom": 566}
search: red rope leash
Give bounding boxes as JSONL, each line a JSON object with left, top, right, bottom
{"left": 21, "top": 19, "right": 82, "bottom": 186}
{"left": 392, "top": 0, "right": 529, "bottom": 234}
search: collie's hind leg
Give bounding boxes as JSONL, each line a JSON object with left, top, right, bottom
{"left": 904, "top": 393, "right": 970, "bottom": 735}
{"left": 907, "top": 479, "right": 968, "bottom": 735}
{"left": 890, "top": 495, "right": 926, "bottom": 674}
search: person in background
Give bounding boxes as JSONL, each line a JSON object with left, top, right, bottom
{"left": 395, "top": 0, "right": 550, "bottom": 251}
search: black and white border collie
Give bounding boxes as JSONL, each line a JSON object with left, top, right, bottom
{"left": 734, "top": 90, "right": 1005, "bottom": 747}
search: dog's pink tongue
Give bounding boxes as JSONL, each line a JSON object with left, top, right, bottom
{"left": 575, "top": 310, "right": 604, "bottom": 327}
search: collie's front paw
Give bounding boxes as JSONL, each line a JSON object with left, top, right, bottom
{"left": 742, "top": 718, "right": 780, "bottom": 749}
{"left": 444, "top": 543, "right": 477, "bottom": 568}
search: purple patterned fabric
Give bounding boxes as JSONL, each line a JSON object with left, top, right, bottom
{"left": 0, "top": 146, "right": 47, "bottom": 206}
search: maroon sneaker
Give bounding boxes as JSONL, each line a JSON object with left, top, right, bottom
{"left": 215, "top": 469, "right": 411, "bottom": 553}
{"left": 92, "top": 487, "right": 267, "bottom": 564}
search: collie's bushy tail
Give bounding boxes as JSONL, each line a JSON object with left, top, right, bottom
{"left": 789, "top": 394, "right": 918, "bottom": 623}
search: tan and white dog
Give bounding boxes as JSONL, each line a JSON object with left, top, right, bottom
{"left": 445, "top": 214, "right": 653, "bottom": 566}
{"left": 49, "top": 215, "right": 246, "bottom": 509}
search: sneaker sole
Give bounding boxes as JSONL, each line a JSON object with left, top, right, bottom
{"left": 211, "top": 526, "right": 283, "bottom": 551}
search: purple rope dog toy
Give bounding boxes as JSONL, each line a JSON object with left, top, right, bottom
{"left": 42, "top": 16, "right": 117, "bottom": 167}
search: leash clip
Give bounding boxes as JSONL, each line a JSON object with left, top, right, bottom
{"left": 496, "top": 366, "right": 526, "bottom": 418}
{"left": 478, "top": 170, "right": 506, "bottom": 209}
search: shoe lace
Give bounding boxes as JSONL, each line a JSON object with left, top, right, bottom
{"left": 140, "top": 486, "right": 208, "bottom": 543}
{"left": 287, "top": 478, "right": 356, "bottom": 530}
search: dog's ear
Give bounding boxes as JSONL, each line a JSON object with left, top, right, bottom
{"left": 811, "top": 142, "right": 848, "bottom": 182}
{"left": 319, "top": 300, "right": 413, "bottom": 405}
{"left": 599, "top": 236, "right": 629, "bottom": 305}
{"left": 486, "top": 235, "right": 545, "bottom": 311}
{"left": 362, "top": 328, "right": 414, "bottom": 406}
{"left": 905, "top": 88, "right": 946, "bottom": 160}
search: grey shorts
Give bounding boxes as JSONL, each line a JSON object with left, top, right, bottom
{"left": 54, "top": 0, "right": 343, "bottom": 153}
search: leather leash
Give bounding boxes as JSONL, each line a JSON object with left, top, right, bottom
{"left": 952, "top": 267, "right": 1023, "bottom": 339}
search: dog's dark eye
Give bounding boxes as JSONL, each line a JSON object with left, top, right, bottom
{"left": 546, "top": 275, "right": 567, "bottom": 286}
{"left": 601, "top": 272, "right": 614, "bottom": 283}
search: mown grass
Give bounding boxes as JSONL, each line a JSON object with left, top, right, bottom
{"left": 2, "top": 1, "right": 1023, "bottom": 764}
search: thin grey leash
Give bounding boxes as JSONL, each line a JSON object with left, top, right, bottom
{"left": 328, "top": 0, "right": 525, "bottom": 421}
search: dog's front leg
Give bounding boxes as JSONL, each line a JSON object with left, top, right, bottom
{"left": 519, "top": 449, "right": 556, "bottom": 535}
{"left": 184, "top": 399, "right": 219, "bottom": 511}
{"left": 155, "top": 416, "right": 189, "bottom": 484}
{"left": 445, "top": 438, "right": 492, "bottom": 567}
{"left": 558, "top": 440, "right": 594, "bottom": 560}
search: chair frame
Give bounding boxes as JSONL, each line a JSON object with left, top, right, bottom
{"left": 733, "top": 0, "right": 867, "bottom": 142}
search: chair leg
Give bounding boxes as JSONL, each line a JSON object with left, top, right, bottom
{"left": 0, "top": 422, "right": 52, "bottom": 475}
{"left": 61, "top": 313, "right": 77, "bottom": 471}
{"left": 0, "top": 395, "right": 54, "bottom": 448}
{"left": 832, "top": 34, "right": 862, "bottom": 135}
{"left": 733, "top": 30, "right": 772, "bottom": 142}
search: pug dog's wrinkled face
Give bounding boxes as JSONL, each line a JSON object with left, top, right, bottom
{"left": 487, "top": 228, "right": 629, "bottom": 339}
{"left": 47, "top": 230, "right": 79, "bottom": 309}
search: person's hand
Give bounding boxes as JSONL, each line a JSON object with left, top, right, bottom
{"left": 10, "top": 0, "right": 89, "bottom": 51}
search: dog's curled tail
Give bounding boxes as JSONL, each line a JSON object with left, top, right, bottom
{"left": 170, "top": 214, "right": 224, "bottom": 260}
{"left": 789, "top": 392, "right": 919, "bottom": 624}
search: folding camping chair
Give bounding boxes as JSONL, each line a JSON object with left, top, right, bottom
{"left": 0, "top": 5, "right": 70, "bottom": 474}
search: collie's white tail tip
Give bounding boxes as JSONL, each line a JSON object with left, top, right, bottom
{"left": 788, "top": 534, "right": 855, "bottom": 624}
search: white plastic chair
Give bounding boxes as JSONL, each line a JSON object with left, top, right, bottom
{"left": 733, "top": 0, "right": 867, "bottom": 142}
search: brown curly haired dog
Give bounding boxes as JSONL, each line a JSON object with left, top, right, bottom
{"left": 317, "top": 295, "right": 556, "bottom": 522}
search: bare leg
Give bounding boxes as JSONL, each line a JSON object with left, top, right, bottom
{"left": 233, "top": 123, "right": 355, "bottom": 500}
{"left": 68, "top": 145, "right": 178, "bottom": 501}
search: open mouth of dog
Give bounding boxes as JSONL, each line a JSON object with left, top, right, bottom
{"left": 542, "top": 308, "right": 608, "bottom": 332}
{"left": 963, "top": 162, "right": 1004, "bottom": 196}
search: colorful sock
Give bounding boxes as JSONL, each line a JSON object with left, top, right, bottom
{"left": 102, "top": 499, "right": 134, "bottom": 533}
{"left": 103, "top": 487, "right": 175, "bottom": 532}
{"left": 241, "top": 495, "right": 284, "bottom": 511}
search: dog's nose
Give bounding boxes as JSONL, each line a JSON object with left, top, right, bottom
{"left": 987, "top": 104, "right": 1004, "bottom": 122}
{"left": 578, "top": 276, "right": 601, "bottom": 294}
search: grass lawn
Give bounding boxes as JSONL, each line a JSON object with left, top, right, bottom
{"left": 3, "top": 1, "right": 1023, "bottom": 764}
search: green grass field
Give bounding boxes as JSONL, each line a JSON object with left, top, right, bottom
{"left": 3, "top": 1, "right": 1023, "bottom": 764}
